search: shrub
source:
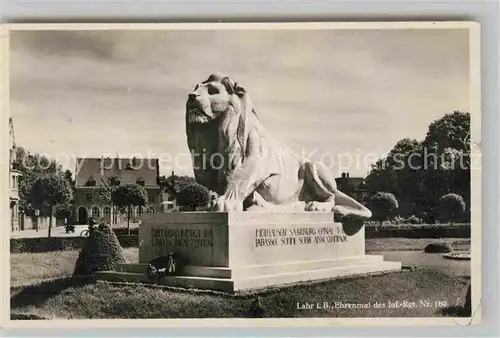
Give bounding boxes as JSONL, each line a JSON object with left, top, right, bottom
{"left": 391, "top": 215, "right": 424, "bottom": 225}
{"left": 10, "top": 237, "right": 85, "bottom": 253}
{"left": 176, "top": 183, "right": 211, "bottom": 211}
{"left": 73, "top": 223, "right": 126, "bottom": 276}
{"left": 113, "top": 227, "right": 139, "bottom": 236}
{"left": 369, "top": 192, "right": 399, "bottom": 229}
{"left": 10, "top": 234, "right": 138, "bottom": 253}
{"left": 424, "top": 242, "right": 453, "bottom": 253}
{"left": 439, "top": 193, "right": 466, "bottom": 225}
{"left": 406, "top": 215, "right": 424, "bottom": 224}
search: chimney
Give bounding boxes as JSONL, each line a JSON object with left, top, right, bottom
{"left": 341, "top": 173, "right": 346, "bottom": 178}
{"left": 346, "top": 173, "right": 350, "bottom": 178}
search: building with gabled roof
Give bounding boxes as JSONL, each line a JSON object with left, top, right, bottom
{"left": 74, "top": 156, "right": 161, "bottom": 224}
{"left": 335, "top": 172, "right": 369, "bottom": 204}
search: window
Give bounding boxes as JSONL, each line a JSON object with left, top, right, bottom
{"left": 86, "top": 194, "right": 92, "bottom": 202}
{"left": 85, "top": 177, "right": 96, "bottom": 187}
{"left": 92, "top": 207, "right": 100, "bottom": 219}
{"left": 103, "top": 207, "right": 111, "bottom": 216}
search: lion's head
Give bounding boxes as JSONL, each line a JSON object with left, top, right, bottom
{"left": 186, "top": 73, "right": 259, "bottom": 194}
{"left": 185, "top": 72, "right": 247, "bottom": 124}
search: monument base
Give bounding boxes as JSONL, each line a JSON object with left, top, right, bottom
{"left": 96, "top": 255, "right": 401, "bottom": 293}
{"left": 95, "top": 212, "right": 401, "bottom": 293}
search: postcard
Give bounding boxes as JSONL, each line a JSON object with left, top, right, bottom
{"left": 2, "top": 21, "right": 481, "bottom": 328}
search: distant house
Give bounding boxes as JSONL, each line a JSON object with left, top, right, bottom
{"left": 9, "top": 118, "right": 22, "bottom": 231}
{"left": 74, "top": 157, "right": 161, "bottom": 224}
{"left": 335, "top": 172, "right": 368, "bottom": 203}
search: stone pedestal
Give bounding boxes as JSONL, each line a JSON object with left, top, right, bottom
{"left": 96, "top": 212, "right": 401, "bottom": 293}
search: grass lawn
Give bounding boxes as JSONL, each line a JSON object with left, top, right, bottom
{"left": 10, "top": 238, "right": 470, "bottom": 287}
{"left": 10, "top": 248, "right": 138, "bottom": 287}
{"left": 10, "top": 269, "right": 470, "bottom": 319}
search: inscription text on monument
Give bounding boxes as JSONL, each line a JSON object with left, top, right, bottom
{"left": 254, "top": 225, "right": 347, "bottom": 247}
{"left": 151, "top": 228, "right": 214, "bottom": 248}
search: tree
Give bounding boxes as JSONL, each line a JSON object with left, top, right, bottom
{"left": 439, "top": 193, "right": 466, "bottom": 225}
{"left": 111, "top": 183, "right": 148, "bottom": 233}
{"left": 97, "top": 176, "right": 121, "bottom": 224}
{"left": 53, "top": 202, "right": 73, "bottom": 220}
{"left": 29, "top": 174, "right": 73, "bottom": 237}
{"left": 158, "top": 173, "right": 197, "bottom": 197}
{"left": 369, "top": 192, "right": 399, "bottom": 229}
{"left": 422, "top": 111, "right": 471, "bottom": 213}
{"left": 12, "top": 147, "right": 62, "bottom": 216}
{"left": 176, "top": 183, "right": 211, "bottom": 211}
{"left": 365, "top": 111, "right": 471, "bottom": 222}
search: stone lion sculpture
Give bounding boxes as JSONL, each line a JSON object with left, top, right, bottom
{"left": 185, "top": 73, "right": 372, "bottom": 221}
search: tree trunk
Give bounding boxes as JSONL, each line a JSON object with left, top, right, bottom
{"left": 48, "top": 205, "right": 53, "bottom": 238}
{"left": 379, "top": 220, "right": 383, "bottom": 231}
{"left": 127, "top": 205, "right": 131, "bottom": 235}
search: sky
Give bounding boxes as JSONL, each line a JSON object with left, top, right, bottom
{"left": 10, "top": 28, "right": 470, "bottom": 178}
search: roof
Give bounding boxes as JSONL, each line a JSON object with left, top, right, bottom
{"left": 75, "top": 157, "right": 159, "bottom": 187}
{"left": 335, "top": 176, "right": 367, "bottom": 191}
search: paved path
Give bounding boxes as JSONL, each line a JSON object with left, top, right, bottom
{"left": 11, "top": 223, "right": 140, "bottom": 239}
{"left": 374, "top": 250, "right": 471, "bottom": 277}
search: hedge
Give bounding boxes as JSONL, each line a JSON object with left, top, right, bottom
{"left": 10, "top": 224, "right": 470, "bottom": 253}
{"left": 10, "top": 234, "right": 138, "bottom": 253}
{"left": 365, "top": 224, "right": 470, "bottom": 239}
{"left": 112, "top": 227, "right": 139, "bottom": 236}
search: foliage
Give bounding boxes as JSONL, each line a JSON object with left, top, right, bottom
{"left": 158, "top": 174, "right": 197, "bottom": 196}
{"left": 369, "top": 192, "right": 399, "bottom": 228}
{"left": 96, "top": 176, "right": 121, "bottom": 204}
{"left": 364, "top": 223, "right": 470, "bottom": 239}
{"left": 424, "top": 242, "right": 453, "bottom": 253}
{"left": 73, "top": 224, "right": 127, "bottom": 276}
{"left": 96, "top": 176, "right": 121, "bottom": 224}
{"left": 391, "top": 215, "right": 424, "bottom": 225}
{"left": 111, "top": 183, "right": 148, "bottom": 232}
{"left": 29, "top": 174, "right": 73, "bottom": 237}
{"left": 176, "top": 183, "right": 211, "bottom": 210}
{"left": 53, "top": 202, "right": 73, "bottom": 220}
{"left": 439, "top": 193, "right": 466, "bottom": 225}
{"left": 10, "top": 235, "right": 138, "bottom": 254}
{"left": 12, "top": 147, "right": 64, "bottom": 216}
{"left": 365, "top": 111, "right": 471, "bottom": 221}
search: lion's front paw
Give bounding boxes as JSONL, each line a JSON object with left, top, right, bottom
{"left": 215, "top": 197, "right": 244, "bottom": 212}
{"left": 305, "top": 201, "right": 334, "bottom": 212}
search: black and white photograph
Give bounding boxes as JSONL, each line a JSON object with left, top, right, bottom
{"left": 3, "top": 22, "right": 480, "bottom": 325}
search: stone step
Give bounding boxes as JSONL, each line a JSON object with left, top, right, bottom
{"left": 95, "top": 260, "right": 401, "bottom": 293}
{"left": 234, "top": 261, "right": 402, "bottom": 291}
{"left": 117, "top": 263, "right": 150, "bottom": 274}
{"left": 117, "top": 255, "right": 385, "bottom": 279}
{"left": 230, "top": 255, "right": 384, "bottom": 278}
